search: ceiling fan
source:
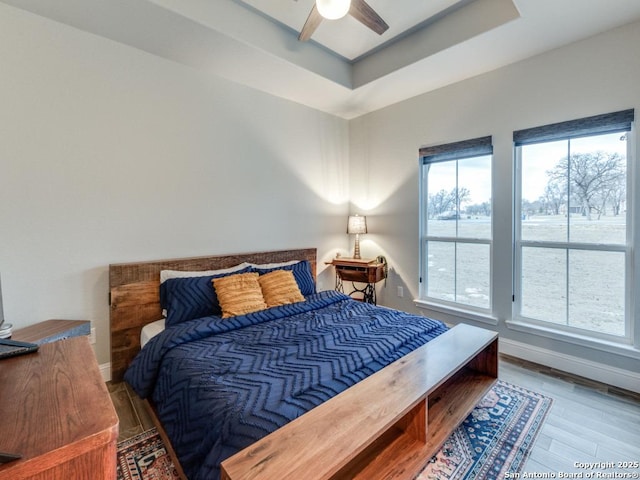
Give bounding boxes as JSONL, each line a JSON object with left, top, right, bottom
{"left": 298, "top": 0, "right": 389, "bottom": 42}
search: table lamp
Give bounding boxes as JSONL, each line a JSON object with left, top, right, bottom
{"left": 347, "top": 214, "right": 367, "bottom": 259}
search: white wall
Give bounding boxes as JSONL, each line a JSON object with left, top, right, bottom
{"left": 349, "top": 21, "right": 640, "bottom": 376}
{"left": 0, "top": 4, "right": 349, "bottom": 365}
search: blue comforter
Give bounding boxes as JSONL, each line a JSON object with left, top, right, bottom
{"left": 125, "top": 291, "right": 448, "bottom": 480}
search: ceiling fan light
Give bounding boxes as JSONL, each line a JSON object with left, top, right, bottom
{"left": 316, "top": 0, "right": 351, "bottom": 20}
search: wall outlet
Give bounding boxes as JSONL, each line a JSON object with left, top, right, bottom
{"left": 89, "top": 327, "right": 96, "bottom": 345}
{"left": 397, "top": 286, "right": 404, "bottom": 298}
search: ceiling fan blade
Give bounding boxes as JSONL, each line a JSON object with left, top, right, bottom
{"left": 349, "top": 0, "right": 389, "bottom": 35}
{"left": 298, "top": 4, "right": 323, "bottom": 41}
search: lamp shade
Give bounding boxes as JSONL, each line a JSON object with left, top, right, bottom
{"left": 316, "top": 0, "right": 351, "bottom": 20}
{"left": 347, "top": 214, "right": 367, "bottom": 235}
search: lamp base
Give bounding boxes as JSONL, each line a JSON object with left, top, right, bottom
{"left": 353, "top": 234, "right": 361, "bottom": 259}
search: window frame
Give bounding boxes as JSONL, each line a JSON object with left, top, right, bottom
{"left": 418, "top": 136, "right": 494, "bottom": 316}
{"left": 512, "top": 110, "right": 635, "bottom": 345}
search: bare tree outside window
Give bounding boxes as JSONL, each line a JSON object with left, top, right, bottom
{"left": 423, "top": 155, "right": 492, "bottom": 310}
{"left": 516, "top": 131, "right": 628, "bottom": 337}
{"left": 547, "top": 151, "right": 625, "bottom": 221}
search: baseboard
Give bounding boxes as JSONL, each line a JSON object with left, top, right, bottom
{"left": 500, "top": 337, "right": 640, "bottom": 394}
{"left": 100, "top": 362, "right": 111, "bottom": 383}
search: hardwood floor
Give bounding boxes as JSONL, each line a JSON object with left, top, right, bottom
{"left": 107, "top": 380, "right": 156, "bottom": 442}
{"left": 109, "top": 354, "right": 640, "bottom": 476}
{"left": 499, "top": 355, "right": 640, "bottom": 475}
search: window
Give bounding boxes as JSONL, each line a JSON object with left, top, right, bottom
{"left": 419, "top": 136, "right": 493, "bottom": 311}
{"left": 514, "top": 110, "right": 634, "bottom": 342}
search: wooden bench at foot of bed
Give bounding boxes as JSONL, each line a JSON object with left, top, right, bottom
{"left": 221, "top": 323, "right": 498, "bottom": 480}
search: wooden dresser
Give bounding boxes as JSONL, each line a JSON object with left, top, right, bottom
{"left": 12, "top": 319, "right": 91, "bottom": 344}
{"left": 0, "top": 336, "right": 119, "bottom": 480}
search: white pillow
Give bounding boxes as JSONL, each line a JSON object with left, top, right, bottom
{"left": 247, "top": 260, "right": 300, "bottom": 269}
{"left": 141, "top": 319, "right": 165, "bottom": 348}
{"left": 160, "top": 262, "right": 251, "bottom": 284}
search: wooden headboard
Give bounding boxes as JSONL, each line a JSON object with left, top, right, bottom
{"left": 109, "top": 248, "right": 317, "bottom": 382}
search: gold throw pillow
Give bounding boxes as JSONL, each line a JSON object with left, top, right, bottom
{"left": 258, "top": 270, "right": 305, "bottom": 307}
{"left": 213, "top": 272, "right": 267, "bottom": 318}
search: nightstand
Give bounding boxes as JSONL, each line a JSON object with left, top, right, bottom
{"left": 12, "top": 319, "right": 91, "bottom": 344}
{"left": 328, "top": 258, "right": 386, "bottom": 304}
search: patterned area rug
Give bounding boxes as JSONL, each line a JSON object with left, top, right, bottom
{"left": 116, "top": 380, "right": 551, "bottom": 480}
{"left": 117, "top": 428, "right": 180, "bottom": 480}
{"left": 415, "top": 380, "right": 553, "bottom": 479}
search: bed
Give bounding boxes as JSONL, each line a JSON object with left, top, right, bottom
{"left": 110, "top": 248, "right": 498, "bottom": 480}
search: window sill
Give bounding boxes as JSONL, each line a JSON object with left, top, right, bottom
{"left": 413, "top": 299, "right": 499, "bottom": 326}
{"left": 506, "top": 320, "right": 640, "bottom": 360}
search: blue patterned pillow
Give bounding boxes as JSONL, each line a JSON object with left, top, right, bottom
{"left": 251, "top": 260, "right": 316, "bottom": 296}
{"left": 161, "top": 266, "right": 252, "bottom": 326}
